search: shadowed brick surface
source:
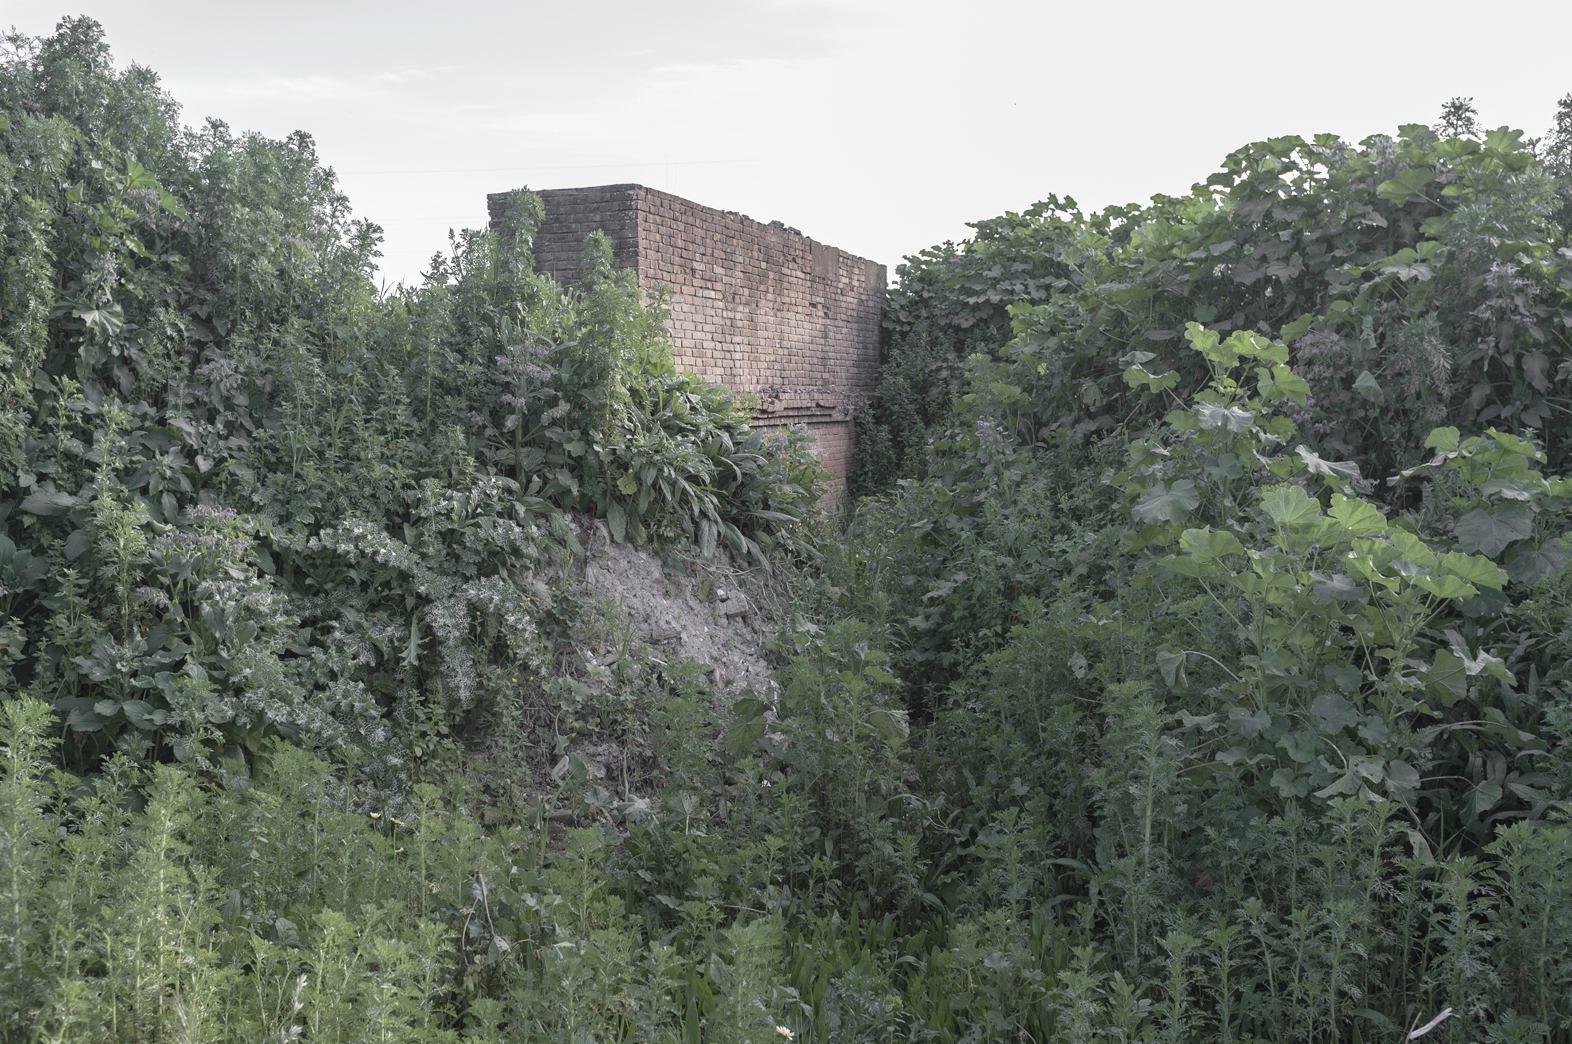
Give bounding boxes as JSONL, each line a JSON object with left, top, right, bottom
{"left": 488, "top": 185, "right": 885, "bottom": 499}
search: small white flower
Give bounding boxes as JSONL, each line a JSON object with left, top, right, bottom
{"left": 775, "top": 1028, "right": 794, "bottom": 1040}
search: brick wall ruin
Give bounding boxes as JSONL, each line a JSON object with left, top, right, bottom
{"left": 487, "top": 184, "right": 885, "bottom": 499}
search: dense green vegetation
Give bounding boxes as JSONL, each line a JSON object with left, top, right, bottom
{"left": 6, "top": 18, "right": 1572, "bottom": 1043}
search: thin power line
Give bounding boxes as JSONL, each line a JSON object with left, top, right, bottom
{"left": 341, "top": 157, "right": 771, "bottom": 175}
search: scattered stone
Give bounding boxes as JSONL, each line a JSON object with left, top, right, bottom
{"left": 569, "top": 515, "right": 777, "bottom": 697}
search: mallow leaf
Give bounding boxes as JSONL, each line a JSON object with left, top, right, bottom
{"left": 1311, "top": 571, "right": 1362, "bottom": 600}
{"left": 1132, "top": 480, "right": 1200, "bottom": 524}
{"left": 1261, "top": 484, "right": 1322, "bottom": 526}
{"left": 1179, "top": 527, "right": 1247, "bottom": 559}
{"left": 1424, "top": 427, "right": 1461, "bottom": 454}
{"left": 1311, "top": 693, "right": 1360, "bottom": 734}
{"left": 1376, "top": 168, "right": 1435, "bottom": 203}
{"left": 1471, "top": 779, "right": 1503, "bottom": 817}
{"left": 1453, "top": 504, "right": 1533, "bottom": 558}
{"left": 723, "top": 697, "right": 768, "bottom": 756}
{"left": 1503, "top": 540, "right": 1567, "bottom": 585}
{"left": 1296, "top": 446, "right": 1362, "bottom": 483}
{"left": 1437, "top": 551, "right": 1505, "bottom": 588}
{"left": 1328, "top": 494, "right": 1386, "bottom": 535}
{"left": 1425, "top": 650, "right": 1468, "bottom": 706}
{"left": 1196, "top": 403, "right": 1255, "bottom": 432}
{"left": 1386, "top": 760, "right": 1421, "bottom": 799}
{"left": 1156, "top": 649, "right": 1187, "bottom": 689}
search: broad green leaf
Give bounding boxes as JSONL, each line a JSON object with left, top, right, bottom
{"left": 723, "top": 697, "right": 768, "bottom": 756}
{"left": 1156, "top": 649, "right": 1187, "bottom": 688}
{"left": 1351, "top": 754, "right": 1386, "bottom": 783}
{"left": 1484, "top": 126, "right": 1525, "bottom": 152}
{"left": 1196, "top": 402, "right": 1255, "bottom": 431}
{"left": 1271, "top": 767, "right": 1310, "bottom": 798}
{"left": 1325, "top": 664, "right": 1363, "bottom": 692}
{"left": 1424, "top": 427, "right": 1461, "bottom": 453}
{"left": 1405, "top": 827, "right": 1435, "bottom": 864}
{"left": 1425, "top": 650, "right": 1468, "bottom": 706}
{"left": 1279, "top": 313, "right": 1316, "bottom": 343}
{"left": 1471, "top": 779, "right": 1503, "bottom": 817}
{"left": 1376, "top": 168, "right": 1435, "bottom": 203}
{"left": 1415, "top": 574, "right": 1478, "bottom": 600}
{"left": 1179, "top": 527, "right": 1247, "bottom": 559}
{"left": 1277, "top": 730, "right": 1318, "bottom": 764}
{"left": 1314, "top": 771, "right": 1362, "bottom": 799}
{"left": 1229, "top": 707, "right": 1272, "bottom": 738}
{"left": 1452, "top": 505, "right": 1533, "bottom": 558}
{"left": 74, "top": 301, "right": 125, "bottom": 339}
{"left": 1353, "top": 370, "right": 1383, "bottom": 403}
{"left": 1122, "top": 365, "right": 1180, "bottom": 393}
{"left": 1479, "top": 478, "right": 1534, "bottom": 502}
{"left": 1183, "top": 322, "right": 1220, "bottom": 355}
{"left": 1311, "top": 693, "right": 1359, "bottom": 733}
{"left": 19, "top": 489, "right": 79, "bottom": 516}
{"left": 866, "top": 707, "right": 909, "bottom": 746}
{"left": 1390, "top": 530, "right": 1439, "bottom": 568}
{"left": 1158, "top": 555, "right": 1214, "bottom": 579}
{"left": 1132, "top": 480, "right": 1200, "bottom": 524}
{"left": 1503, "top": 540, "right": 1567, "bottom": 585}
{"left": 1311, "top": 571, "right": 1362, "bottom": 600}
{"left": 1485, "top": 428, "right": 1547, "bottom": 463}
{"left": 607, "top": 502, "right": 627, "bottom": 543}
{"left": 1260, "top": 484, "right": 1322, "bottom": 526}
{"left": 1271, "top": 365, "right": 1311, "bottom": 402}
{"left": 1359, "top": 714, "right": 1390, "bottom": 745}
{"left": 1296, "top": 446, "right": 1361, "bottom": 483}
{"left": 63, "top": 529, "right": 91, "bottom": 560}
{"left": 1249, "top": 338, "right": 1290, "bottom": 365}
{"left": 1386, "top": 760, "right": 1421, "bottom": 799}
{"left": 1328, "top": 493, "right": 1386, "bottom": 535}
{"left": 122, "top": 700, "right": 169, "bottom": 729}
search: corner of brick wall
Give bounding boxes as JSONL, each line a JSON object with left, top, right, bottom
{"left": 493, "top": 184, "right": 885, "bottom": 501}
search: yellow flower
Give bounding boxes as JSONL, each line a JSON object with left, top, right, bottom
{"left": 369, "top": 812, "right": 381, "bottom": 819}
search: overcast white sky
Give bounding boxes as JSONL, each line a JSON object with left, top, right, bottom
{"left": 2, "top": 1, "right": 1568, "bottom": 286}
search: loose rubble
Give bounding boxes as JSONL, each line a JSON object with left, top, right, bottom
{"left": 569, "top": 514, "right": 779, "bottom": 698}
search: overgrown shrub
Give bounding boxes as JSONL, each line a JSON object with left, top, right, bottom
{"left": 10, "top": 17, "right": 1572, "bottom": 1044}
{"left": 859, "top": 104, "right": 1572, "bottom": 496}
{"left": 0, "top": 20, "right": 821, "bottom": 777}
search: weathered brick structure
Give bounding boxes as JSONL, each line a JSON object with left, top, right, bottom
{"left": 487, "top": 184, "right": 885, "bottom": 498}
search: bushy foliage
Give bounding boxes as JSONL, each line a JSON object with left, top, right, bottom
{"left": 803, "top": 325, "right": 1572, "bottom": 1042}
{"left": 859, "top": 104, "right": 1572, "bottom": 496}
{"left": 10, "top": 18, "right": 1572, "bottom": 1044}
{"left": 0, "top": 20, "right": 821, "bottom": 778}
{"left": 808, "top": 97, "right": 1572, "bottom": 1042}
